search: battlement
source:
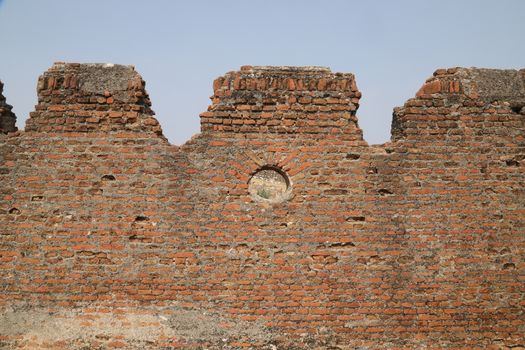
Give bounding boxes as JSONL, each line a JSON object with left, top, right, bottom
{"left": 200, "top": 65, "right": 363, "bottom": 140}
{"left": 0, "top": 80, "right": 17, "bottom": 133}
{"left": 392, "top": 67, "right": 525, "bottom": 141}
{"left": 24, "top": 63, "right": 162, "bottom": 135}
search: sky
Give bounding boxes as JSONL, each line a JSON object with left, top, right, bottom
{"left": 0, "top": 0, "right": 524, "bottom": 145}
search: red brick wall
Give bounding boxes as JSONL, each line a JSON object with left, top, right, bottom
{"left": 0, "top": 64, "right": 524, "bottom": 349}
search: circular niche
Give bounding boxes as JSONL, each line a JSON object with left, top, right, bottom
{"left": 248, "top": 167, "right": 291, "bottom": 203}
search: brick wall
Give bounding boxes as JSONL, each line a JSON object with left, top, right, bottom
{"left": 0, "top": 64, "right": 523, "bottom": 349}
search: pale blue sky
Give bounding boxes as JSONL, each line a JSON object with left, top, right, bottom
{"left": 1, "top": 0, "right": 524, "bottom": 144}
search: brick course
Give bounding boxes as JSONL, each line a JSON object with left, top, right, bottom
{"left": 0, "top": 64, "right": 524, "bottom": 349}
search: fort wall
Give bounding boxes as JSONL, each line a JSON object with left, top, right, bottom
{"left": 0, "top": 64, "right": 524, "bottom": 349}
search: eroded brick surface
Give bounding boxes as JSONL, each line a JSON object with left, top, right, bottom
{"left": 0, "top": 64, "right": 524, "bottom": 349}
{"left": 0, "top": 80, "right": 17, "bottom": 133}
